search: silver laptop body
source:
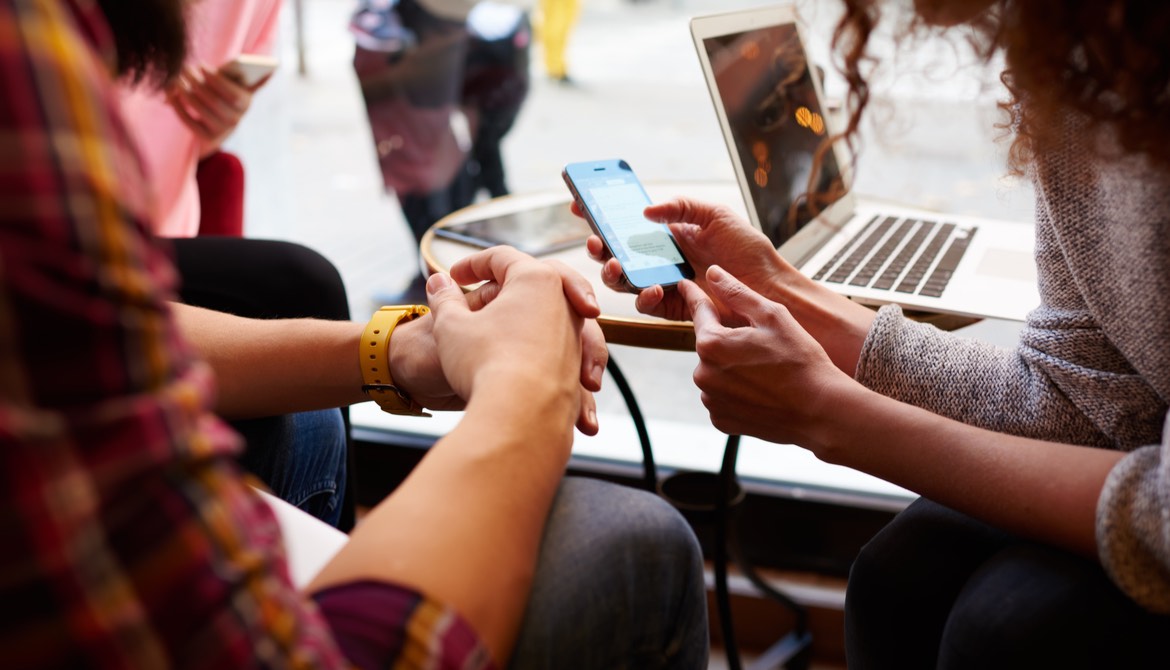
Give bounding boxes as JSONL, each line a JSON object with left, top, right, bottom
{"left": 690, "top": 5, "right": 1038, "bottom": 322}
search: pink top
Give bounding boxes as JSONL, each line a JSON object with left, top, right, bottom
{"left": 119, "top": 0, "right": 282, "bottom": 238}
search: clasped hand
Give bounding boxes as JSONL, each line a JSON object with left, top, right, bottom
{"left": 394, "top": 247, "right": 607, "bottom": 436}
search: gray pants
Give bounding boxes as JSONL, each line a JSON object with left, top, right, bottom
{"left": 509, "top": 477, "right": 709, "bottom": 669}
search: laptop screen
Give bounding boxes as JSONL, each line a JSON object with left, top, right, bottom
{"left": 700, "top": 22, "right": 846, "bottom": 246}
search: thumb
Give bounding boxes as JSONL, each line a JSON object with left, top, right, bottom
{"left": 425, "top": 272, "right": 469, "bottom": 318}
{"left": 704, "top": 265, "right": 769, "bottom": 326}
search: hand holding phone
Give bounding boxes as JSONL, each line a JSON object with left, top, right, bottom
{"left": 562, "top": 159, "right": 695, "bottom": 291}
{"left": 221, "top": 54, "right": 279, "bottom": 89}
{"left": 169, "top": 62, "right": 261, "bottom": 149}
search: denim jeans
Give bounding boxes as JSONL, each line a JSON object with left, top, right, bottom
{"left": 509, "top": 477, "right": 709, "bottom": 669}
{"left": 234, "top": 409, "right": 348, "bottom": 528}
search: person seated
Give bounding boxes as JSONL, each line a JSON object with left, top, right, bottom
{"left": 119, "top": 0, "right": 281, "bottom": 238}
{"left": 119, "top": 0, "right": 355, "bottom": 526}
{"left": 174, "top": 236, "right": 356, "bottom": 527}
{"left": 0, "top": 1, "right": 709, "bottom": 667}
{"left": 585, "top": 0, "right": 1170, "bottom": 665}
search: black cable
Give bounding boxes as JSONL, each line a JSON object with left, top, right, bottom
{"left": 605, "top": 355, "right": 657, "bottom": 491}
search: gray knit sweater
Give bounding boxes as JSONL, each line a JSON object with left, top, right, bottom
{"left": 853, "top": 116, "right": 1170, "bottom": 613}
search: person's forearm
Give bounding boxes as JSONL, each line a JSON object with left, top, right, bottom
{"left": 308, "top": 370, "right": 577, "bottom": 665}
{"left": 813, "top": 380, "right": 1124, "bottom": 557}
{"left": 171, "top": 302, "right": 368, "bottom": 418}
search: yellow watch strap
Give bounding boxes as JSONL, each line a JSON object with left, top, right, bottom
{"left": 360, "top": 305, "right": 431, "bottom": 417}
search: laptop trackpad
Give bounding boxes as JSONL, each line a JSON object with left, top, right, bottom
{"left": 975, "top": 249, "right": 1036, "bottom": 282}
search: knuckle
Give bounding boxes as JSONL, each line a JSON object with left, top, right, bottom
{"left": 545, "top": 259, "right": 570, "bottom": 275}
{"left": 764, "top": 302, "right": 791, "bottom": 327}
{"left": 519, "top": 262, "right": 562, "bottom": 289}
{"left": 711, "top": 202, "right": 733, "bottom": 219}
{"left": 699, "top": 390, "right": 714, "bottom": 410}
{"left": 595, "top": 341, "right": 609, "bottom": 366}
{"left": 693, "top": 329, "right": 729, "bottom": 361}
{"left": 545, "top": 259, "right": 585, "bottom": 285}
{"left": 603, "top": 265, "right": 624, "bottom": 285}
{"left": 693, "top": 336, "right": 717, "bottom": 361}
{"left": 709, "top": 414, "right": 736, "bottom": 435}
{"left": 692, "top": 364, "right": 716, "bottom": 391}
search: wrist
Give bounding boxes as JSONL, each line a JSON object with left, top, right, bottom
{"left": 385, "top": 314, "right": 427, "bottom": 392}
{"left": 803, "top": 375, "right": 876, "bottom": 461}
{"left": 464, "top": 366, "right": 578, "bottom": 453}
{"left": 361, "top": 305, "right": 432, "bottom": 416}
{"left": 475, "top": 362, "right": 576, "bottom": 416}
{"left": 772, "top": 273, "right": 876, "bottom": 376}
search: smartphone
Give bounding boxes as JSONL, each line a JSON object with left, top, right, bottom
{"left": 221, "top": 54, "right": 279, "bottom": 88}
{"left": 562, "top": 159, "right": 694, "bottom": 291}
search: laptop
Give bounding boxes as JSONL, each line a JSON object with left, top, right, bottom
{"left": 690, "top": 5, "right": 1039, "bottom": 322}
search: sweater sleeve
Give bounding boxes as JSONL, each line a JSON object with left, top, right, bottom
{"left": 854, "top": 186, "right": 1166, "bottom": 451}
{"left": 1097, "top": 413, "right": 1170, "bottom": 613}
{"left": 855, "top": 303, "right": 1163, "bottom": 448}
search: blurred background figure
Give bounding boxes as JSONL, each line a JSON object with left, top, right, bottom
{"left": 536, "top": 0, "right": 579, "bottom": 83}
{"left": 350, "top": 0, "right": 419, "bottom": 53}
{"left": 119, "top": 0, "right": 281, "bottom": 238}
{"left": 455, "top": 3, "right": 532, "bottom": 206}
{"left": 350, "top": 0, "right": 530, "bottom": 301}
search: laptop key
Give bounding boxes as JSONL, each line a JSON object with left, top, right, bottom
{"left": 850, "top": 218, "right": 916, "bottom": 287}
{"left": 895, "top": 222, "right": 954, "bottom": 293}
{"left": 813, "top": 215, "right": 883, "bottom": 281}
{"left": 825, "top": 216, "right": 895, "bottom": 284}
{"left": 918, "top": 228, "right": 976, "bottom": 297}
{"left": 872, "top": 220, "right": 934, "bottom": 290}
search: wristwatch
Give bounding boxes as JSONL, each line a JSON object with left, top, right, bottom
{"left": 360, "top": 305, "right": 431, "bottom": 417}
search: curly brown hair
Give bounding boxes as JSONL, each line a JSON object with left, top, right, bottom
{"left": 832, "top": 0, "right": 1170, "bottom": 172}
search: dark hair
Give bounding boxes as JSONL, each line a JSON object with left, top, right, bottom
{"left": 832, "top": 0, "right": 1170, "bottom": 172}
{"left": 97, "top": 0, "right": 188, "bottom": 84}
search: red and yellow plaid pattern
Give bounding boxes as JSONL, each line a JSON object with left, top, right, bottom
{"left": 0, "top": 1, "right": 489, "bottom": 667}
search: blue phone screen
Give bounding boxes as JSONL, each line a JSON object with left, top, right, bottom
{"left": 565, "top": 160, "right": 692, "bottom": 289}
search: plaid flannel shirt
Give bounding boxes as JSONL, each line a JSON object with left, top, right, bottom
{"left": 0, "top": 1, "right": 489, "bottom": 667}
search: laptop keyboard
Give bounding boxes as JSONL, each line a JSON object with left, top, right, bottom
{"left": 811, "top": 216, "right": 977, "bottom": 298}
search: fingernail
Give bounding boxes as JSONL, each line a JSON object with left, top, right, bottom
{"left": 426, "top": 273, "right": 451, "bottom": 293}
{"left": 588, "top": 408, "right": 597, "bottom": 426}
{"left": 708, "top": 265, "right": 728, "bottom": 282}
{"left": 587, "top": 294, "right": 600, "bottom": 311}
{"left": 592, "top": 359, "right": 605, "bottom": 386}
